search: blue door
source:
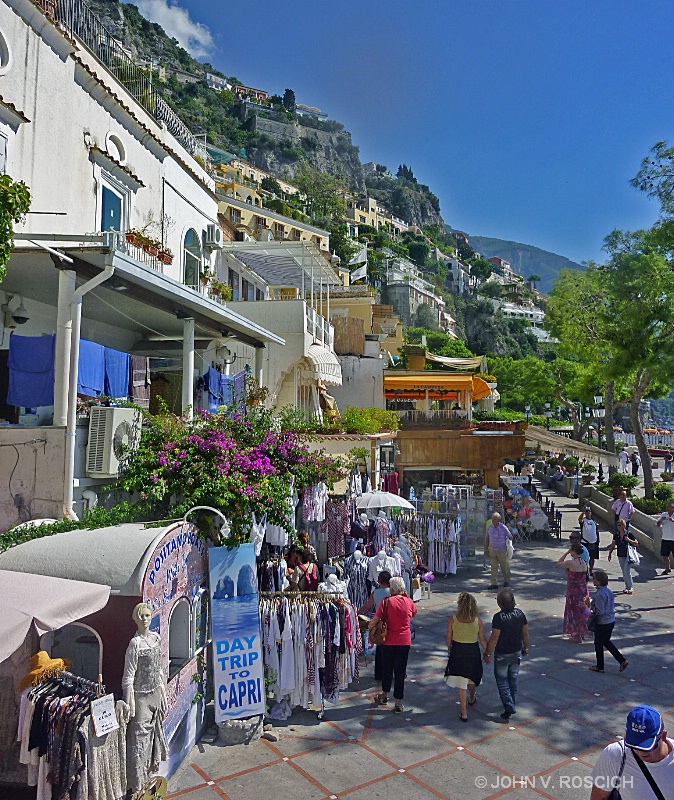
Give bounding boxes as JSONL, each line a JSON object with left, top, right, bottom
{"left": 101, "top": 186, "right": 122, "bottom": 231}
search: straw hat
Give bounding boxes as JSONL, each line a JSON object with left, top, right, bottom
{"left": 18, "top": 651, "right": 68, "bottom": 691}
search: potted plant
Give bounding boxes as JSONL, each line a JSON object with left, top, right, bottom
{"left": 199, "top": 269, "right": 214, "bottom": 285}
{"left": 219, "top": 284, "right": 233, "bottom": 301}
{"left": 211, "top": 280, "right": 222, "bottom": 297}
{"left": 125, "top": 228, "right": 142, "bottom": 246}
{"left": 147, "top": 238, "right": 161, "bottom": 257}
{"left": 245, "top": 375, "right": 270, "bottom": 407}
{"left": 580, "top": 463, "right": 597, "bottom": 484}
{"left": 607, "top": 472, "right": 639, "bottom": 498}
{"left": 662, "top": 472, "right": 674, "bottom": 482}
{"left": 158, "top": 247, "right": 173, "bottom": 265}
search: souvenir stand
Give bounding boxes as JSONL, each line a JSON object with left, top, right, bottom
{"left": 0, "top": 519, "right": 212, "bottom": 788}
{"left": 0, "top": 569, "right": 110, "bottom": 791}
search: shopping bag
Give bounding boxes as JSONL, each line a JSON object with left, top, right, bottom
{"left": 627, "top": 544, "right": 640, "bottom": 565}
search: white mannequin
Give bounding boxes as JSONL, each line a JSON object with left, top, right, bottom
{"left": 377, "top": 549, "right": 387, "bottom": 560}
{"left": 359, "top": 513, "right": 369, "bottom": 525}
{"left": 123, "top": 602, "right": 167, "bottom": 792}
{"left": 377, "top": 510, "right": 387, "bottom": 519}
{"left": 327, "top": 573, "right": 338, "bottom": 586}
{"left": 354, "top": 549, "right": 363, "bottom": 562}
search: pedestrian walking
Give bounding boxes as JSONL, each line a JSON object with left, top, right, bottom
{"left": 359, "top": 570, "right": 391, "bottom": 694}
{"left": 585, "top": 569, "right": 628, "bottom": 673}
{"left": 483, "top": 588, "right": 529, "bottom": 721}
{"left": 656, "top": 501, "right": 674, "bottom": 575}
{"left": 522, "top": 461, "right": 534, "bottom": 492}
{"left": 444, "top": 592, "right": 487, "bottom": 721}
{"left": 630, "top": 451, "right": 640, "bottom": 477}
{"left": 611, "top": 489, "right": 635, "bottom": 535}
{"left": 485, "top": 512, "right": 513, "bottom": 590}
{"left": 578, "top": 506, "right": 600, "bottom": 575}
{"left": 619, "top": 449, "right": 630, "bottom": 474}
{"left": 590, "top": 705, "right": 674, "bottom": 800}
{"left": 608, "top": 518, "right": 639, "bottom": 594}
{"left": 369, "top": 576, "right": 416, "bottom": 714}
{"left": 556, "top": 542, "right": 590, "bottom": 642}
{"left": 664, "top": 451, "right": 674, "bottom": 473}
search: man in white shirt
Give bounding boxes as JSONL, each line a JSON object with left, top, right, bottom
{"left": 656, "top": 501, "right": 674, "bottom": 575}
{"left": 578, "top": 506, "right": 600, "bottom": 574}
{"left": 619, "top": 449, "right": 630, "bottom": 473}
{"left": 590, "top": 704, "right": 674, "bottom": 800}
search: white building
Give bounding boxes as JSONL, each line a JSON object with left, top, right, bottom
{"left": 0, "top": 0, "right": 282, "bottom": 529}
{"left": 217, "top": 241, "right": 343, "bottom": 418}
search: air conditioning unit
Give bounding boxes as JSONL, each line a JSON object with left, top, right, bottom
{"left": 205, "top": 224, "right": 223, "bottom": 249}
{"left": 86, "top": 407, "right": 141, "bottom": 478}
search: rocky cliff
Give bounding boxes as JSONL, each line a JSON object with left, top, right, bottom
{"left": 247, "top": 117, "right": 365, "bottom": 192}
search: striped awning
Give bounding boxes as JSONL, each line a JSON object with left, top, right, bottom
{"left": 306, "top": 344, "right": 342, "bottom": 386}
{"left": 383, "top": 373, "right": 492, "bottom": 401}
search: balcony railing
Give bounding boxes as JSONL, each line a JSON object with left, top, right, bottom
{"left": 305, "top": 306, "right": 334, "bottom": 349}
{"left": 101, "top": 231, "right": 163, "bottom": 271}
{"left": 38, "top": 0, "right": 207, "bottom": 161}
{"left": 392, "top": 409, "right": 470, "bottom": 426}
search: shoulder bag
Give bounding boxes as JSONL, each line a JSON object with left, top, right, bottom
{"left": 587, "top": 611, "right": 598, "bottom": 633}
{"left": 627, "top": 544, "right": 640, "bottom": 565}
{"left": 607, "top": 742, "right": 627, "bottom": 800}
{"left": 368, "top": 598, "right": 389, "bottom": 646}
{"left": 632, "top": 748, "right": 666, "bottom": 800}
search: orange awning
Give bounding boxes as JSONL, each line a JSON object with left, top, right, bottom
{"left": 384, "top": 373, "right": 493, "bottom": 401}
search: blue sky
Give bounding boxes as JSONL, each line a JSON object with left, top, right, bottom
{"left": 139, "top": 0, "right": 674, "bottom": 264}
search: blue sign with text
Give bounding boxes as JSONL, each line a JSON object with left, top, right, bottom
{"left": 209, "top": 543, "right": 265, "bottom": 721}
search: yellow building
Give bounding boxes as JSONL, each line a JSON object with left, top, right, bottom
{"left": 217, "top": 191, "right": 331, "bottom": 252}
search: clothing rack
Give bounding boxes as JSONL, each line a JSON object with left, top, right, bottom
{"left": 259, "top": 591, "right": 361, "bottom": 720}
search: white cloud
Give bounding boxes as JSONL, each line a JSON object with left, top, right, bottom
{"left": 136, "top": 0, "right": 214, "bottom": 58}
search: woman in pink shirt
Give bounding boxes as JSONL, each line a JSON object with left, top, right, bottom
{"left": 369, "top": 576, "right": 417, "bottom": 713}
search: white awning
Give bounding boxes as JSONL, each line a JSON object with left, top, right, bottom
{"left": 0, "top": 570, "right": 110, "bottom": 662}
{"left": 306, "top": 344, "right": 342, "bottom": 386}
{"left": 525, "top": 426, "right": 619, "bottom": 465}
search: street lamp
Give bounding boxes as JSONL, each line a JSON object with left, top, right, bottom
{"left": 524, "top": 403, "right": 532, "bottom": 423}
{"left": 593, "top": 394, "right": 605, "bottom": 450}
{"left": 544, "top": 401, "right": 552, "bottom": 431}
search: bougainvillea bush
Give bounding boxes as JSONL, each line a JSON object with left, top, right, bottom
{"left": 117, "top": 404, "right": 347, "bottom": 544}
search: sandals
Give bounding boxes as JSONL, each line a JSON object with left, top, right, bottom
{"left": 458, "top": 712, "right": 468, "bottom": 722}
{"left": 394, "top": 703, "right": 404, "bottom": 714}
{"left": 620, "top": 661, "right": 629, "bottom": 672}
{"left": 468, "top": 693, "right": 478, "bottom": 706}
{"left": 374, "top": 693, "right": 388, "bottom": 706}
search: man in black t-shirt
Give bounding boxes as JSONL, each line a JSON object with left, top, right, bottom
{"left": 484, "top": 588, "right": 529, "bottom": 721}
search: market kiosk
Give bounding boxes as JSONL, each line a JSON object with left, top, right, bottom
{"left": 0, "top": 520, "right": 211, "bottom": 783}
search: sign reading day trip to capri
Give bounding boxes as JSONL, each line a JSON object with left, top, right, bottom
{"left": 209, "top": 543, "right": 265, "bottom": 721}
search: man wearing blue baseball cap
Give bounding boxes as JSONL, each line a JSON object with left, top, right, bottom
{"left": 590, "top": 705, "right": 674, "bottom": 799}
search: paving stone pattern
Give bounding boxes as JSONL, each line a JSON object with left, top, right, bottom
{"left": 168, "top": 485, "right": 674, "bottom": 800}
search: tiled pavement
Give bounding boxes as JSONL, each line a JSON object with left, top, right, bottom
{"left": 168, "top": 486, "right": 674, "bottom": 800}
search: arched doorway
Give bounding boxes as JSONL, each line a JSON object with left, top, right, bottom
{"left": 183, "top": 229, "right": 201, "bottom": 288}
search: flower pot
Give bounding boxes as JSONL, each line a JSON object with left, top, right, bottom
{"left": 148, "top": 245, "right": 159, "bottom": 257}
{"left": 662, "top": 474, "right": 674, "bottom": 482}
{"left": 200, "top": 276, "right": 209, "bottom": 285}
{"left": 126, "top": 232, "right": 139, "bottom": 245}
{"left": 159, "top": 252, "right": 173, "bottom": 265}
{"left": 582, "top": 476, "right": 594, "bottom": 485}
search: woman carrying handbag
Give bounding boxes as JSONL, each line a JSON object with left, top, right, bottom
{"left": 368, "top": 576, "right": 416, "bottom": 714}
{"left": 585, "top": 569, "right": 628, "bottom": 673}
{"left": 608, "top": 519, "right": 639, "bottom": 594}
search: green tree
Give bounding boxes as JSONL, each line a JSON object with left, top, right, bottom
{"left": 325, "top": 221, "right": 359, "bottom": 267}
{"left": 282, "top": 88, "right": 296, "bottom": 112}
{"left": 405, "top": 327, "right": 474, "bottom": 359}
{"left": 470, "top": 258, "right": 493, "bottom": 282}
{"left": 408, "top": 240, "right": 430, "bottom": 268}
{"left": 0, "top": 176, "right": 31, "bottom": 283}
{"left": 294, "top": 166, "right": 346, "bottom": 220}
{"left": 261, "top": 176, "right": 282, "bottom": 195}
{"left": 478, "top": 282, "right": 502, "bottom": 299}
{"left": 631, "top": 140, "right": 674, "bottom": 216}
{"left": 527, "top": 273, "right": 541, "bottom": 285}
{"left": 413, "top": 303, "right": 440, "bottom": 330}
{"left": 397, "top": 164, "right": 416, "bottom": 183}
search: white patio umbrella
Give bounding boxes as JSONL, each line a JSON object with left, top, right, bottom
{"left": 356, "top": 491, "right": 415, "bottom": 512}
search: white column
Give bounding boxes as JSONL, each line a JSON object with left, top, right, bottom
{"left": 182, "top": 318, "right": 195, "bottom": 419}
{"left": 254, "top": 344, "right": 265, "bottom": 387}
{"left": 53, "top": 269, "right": 76, "bottom": 427}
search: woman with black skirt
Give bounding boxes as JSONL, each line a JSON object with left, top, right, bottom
{"left": 444, "top": 592, "right": 488, "bottom": 721}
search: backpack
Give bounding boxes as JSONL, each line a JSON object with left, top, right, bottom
{"left": 297, "top": 563, "right": 319, "bottom": 591}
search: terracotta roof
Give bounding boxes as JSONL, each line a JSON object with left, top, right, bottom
{"left": 70, "top": 53, "right": 218, "bottom": 201}
{"left": 89, "top": 146, "right": 145, "bottom": 188}
{"left": 0, "top": 95, "right": 30, "bottom": 123}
